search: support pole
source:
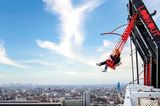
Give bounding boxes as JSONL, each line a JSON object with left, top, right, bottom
{"left": 135, "top": 48, "right": 139, "bottom": 84}
{"left": 130, "top": 38, "right": 134, "bottom": 84}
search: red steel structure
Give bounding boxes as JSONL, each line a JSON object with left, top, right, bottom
{"left": 103, "top": 13, "right": 138, "bottom": 70}
{"left": 129, "top": 0, "right": 160, "bottom": 88}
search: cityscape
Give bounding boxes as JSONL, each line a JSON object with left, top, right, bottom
{"left": 0, "top": 83, "right": 125, "bottom": 106}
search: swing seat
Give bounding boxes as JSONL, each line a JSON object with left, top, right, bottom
{"left": 106, "top": 59, "right": 116, "bottom": 70}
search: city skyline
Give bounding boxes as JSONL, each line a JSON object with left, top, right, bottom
{"left": 0, "top": 0, "right": 159, "bottom": 84}
{"left": 0, "top": 83, "right": 124, "bottom": 105}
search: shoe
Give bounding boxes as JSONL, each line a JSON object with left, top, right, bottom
{"left": 101, "top": 65, "right": 108, "bottom": 72}
{"left": 104, "top": 65, "right": 108, "bottom": 70}
{"left": 96, "top": 63, "right": 101, "bottom": 66}
{"left": 102, "top": 69, "right": 107, "bottom": 72}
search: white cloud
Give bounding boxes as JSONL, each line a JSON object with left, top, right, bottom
{"left": 37, "top": 0, "right": 102, "bottom": 66}
{"left": 36, "top": 40, "right": 78, "bottom": 60}
{"left": 65, "top": 71, "right": 76, "bottom": 76}
{"left": 0, "top": 74, "right": 5, "bottom": 78}
{"left": 21, "top": 60, "right": 53, "bottom": 66}
{"left": 0, "top": 42, "right": 23, "bottom": 68}
{"left": 97, "top": 40, "right": 114, "bottom": 52}
{"left": 43, "top": 0, "right": 102, "bottom": 45}
{"left": 36, "top": 40, "right": 97, "bottom": 67}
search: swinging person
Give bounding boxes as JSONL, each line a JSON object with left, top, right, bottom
{"left": 96, "top": 49, "right": 121, "bottom": 71}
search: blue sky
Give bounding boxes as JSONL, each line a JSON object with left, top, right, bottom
{"left": 0, "top": 0, "right": 159, "bottom": 85}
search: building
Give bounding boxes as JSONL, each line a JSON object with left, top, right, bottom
{"left": 116, "top": 82, "right": 121, "bottom": 91}
{"left": 63, "top": 99, "right": 82, "bottom": 106}
{"left": 0, "top": 103, "right": 62, "bottom": 106}
{"left": 83, "top": 91, "right": 90, "bottom": 106}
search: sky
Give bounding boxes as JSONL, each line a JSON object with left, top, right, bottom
{"left": 0, "top": 0, "right": 159, "bottom": 85}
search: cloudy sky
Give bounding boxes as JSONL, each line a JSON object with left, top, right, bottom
{"left": 0, "top": 0, "right": 159, "bottom": 85}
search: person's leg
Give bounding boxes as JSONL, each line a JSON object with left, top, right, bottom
{"left": 104, "top": 65, "right": 108, "bottom": 71}
{"left": 102, "top": 65, "right": 108, "bottom": 72}
{"left": 96, "top": 61, "right": 106, "bottom": 66}
{"left": 100, "top": 61, "right": 106, "bottom": 65}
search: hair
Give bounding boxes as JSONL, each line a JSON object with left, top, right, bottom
{"left": 115, "top": 49, "right": 120, "bottom": 55}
